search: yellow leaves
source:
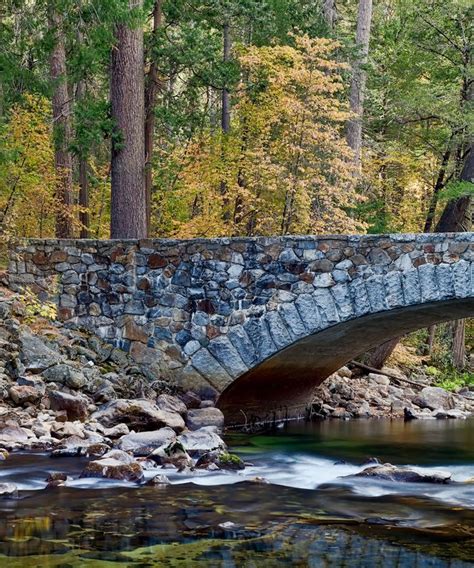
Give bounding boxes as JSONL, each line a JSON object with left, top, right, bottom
{"left": 0, "top": 95, "right": 56, "bottom": 237}
{"left": 167, "top": 34, "right": 365, "bottom": 239}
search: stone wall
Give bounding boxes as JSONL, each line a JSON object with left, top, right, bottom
{"left": 7, "top": 234, "right": 474, "bottom": 404}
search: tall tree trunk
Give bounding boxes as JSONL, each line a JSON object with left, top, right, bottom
{"left": 435, "top": 138, "right": 472, "bottom": 234}
{"left": 48, "top": 4, "right": 73, "bottom": 238}
{"left": 76, "top": 79, "right": 90, "bottom": 239}
{"left": 436, "top": 140, "right": 472, "bottom": 370}
{"left": 144, "top": 0, "right": 162, "bottom": 236}
{"left": 424, "top": 141, "right": 452, "bottom": 232}
{"left": 110, "top": 0, "right": 147, "bottom": 239}
{"left": 452, "top": 320, "right": 466, "bottom": 370}
{"left": 220, "top": 21, "right": 231, "bottom": 221}
{"left": 221, "top": 22, "right": 231, "bottom": 135}
{"left": 367, "top": 336, "right": 400, "bottom": 369}
{"left": 346, "top": 0, "right": 373, "bottom": 173}
{"left": 323, "top": 0, "right": 337, "bottom": 30}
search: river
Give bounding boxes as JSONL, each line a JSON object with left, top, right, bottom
{"left": 1, "top": 418, "right": 474, "bottom": 566}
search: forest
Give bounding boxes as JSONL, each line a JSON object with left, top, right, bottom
{"left": 0, "top": 0, "right": 473, "bottom": 371}
{"left": 0, "top": 0, "right": 472, "bottom": 242}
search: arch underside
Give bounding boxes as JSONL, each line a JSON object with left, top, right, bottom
{"left": 217, "top": 299, "right": 474, "bottom": 426}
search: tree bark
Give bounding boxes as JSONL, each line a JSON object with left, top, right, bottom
{"left": 110, "top": 0, "right": 147, "bottom": 239}
{"left": 346, "top": 0, "right": 373, "bottom": 173}
{"left": 367, "top": 336, "right": 400, "bottom": 369}
{"left": 424, "top": 141, "right": 452, "bottom": 232}
{"left": 323, "top": 0, "right": 337, "bottom": 30}
{"left": 48, "top": 3, "right": 73, "bottom": 238}
{"left": 75, "top": 79, "right": 90, "bottom": 239}
{"left": 220, "top": 21, "right": 231, "bottom": 221}
{"left": 144, "top": 0, "right": 163, "bottom": 236}
{"left": 452, "top": 320, "right": 466, "bottom": 370}
{"left": 221, "top": 21, "right": 231, "bottom": 135}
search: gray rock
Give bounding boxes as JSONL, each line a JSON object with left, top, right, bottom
{"left": 0, "top": 424, "right": 30, "bottom": 444}
{"left": 42, "top": 363, "right": 86, "bottom": 389}
{"left": 227, "top": 325, "right": 256, "bottom": 367}
{"left": 156, "top": 394, "right": 187, "bottom": 416}
{"left": 147, "top": 474, "right": 170, "bottom": 486}
{"left": 413, "top": 387, "right": 455, "bottom": 411}
{"left": 81, "top": 450, "right": 144, "bottom": 482}
{"left": 19, "top": 331, "right": 62, "bottom": 373}
{"left": 350, "top": 463, "right": 451, "bottom": 484}
{"left": 0, "top": 483, "right": 18, "bottom": 498}
{"left": 177, "top": 427, "right": 226, "bottom": 457}
{"left": 190, "top": 349, "right": 232, "bottom": 389}
{"left": 117, "top": 427, "right": 176, "bottom": 455}
{"left": 91, "top": 399, "right": 185, "bottom": 432}
{"left": 151, "top": 440, "right": 193, "bottom": 470}
{"left": 433, "top": 408, "right": 468, "bottom": 419}
{"left": 49, "top": 391, "right": 89, "bottom": 421}
{"left": 185, "top": 408, "right": 225, "bottom": 431}
{"left": 294, "top": 294, "right": 321, "bottom": 332}
{"left": 8, "top": 384, "right": 41, "bottom": 405}
{"left": 368, "top": 373, "right": 390, "bottom": 386}
{"left": 207, "top": 336, "right": 248, "bottom": 378}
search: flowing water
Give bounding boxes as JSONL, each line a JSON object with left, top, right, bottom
{"left": 2, "top": 418, "right": 474, "bottom": 566}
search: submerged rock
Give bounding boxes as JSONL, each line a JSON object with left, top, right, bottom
{"left": 45, "top": 472, "right": 68, "bottom": 487}
{"left": 152, "top": 441, "right": 193, "bottom": 470}
{"left": 81, "top": 449, "right": 144, "bottom": 482}
{"left": 216, "top": 453, "right": 245, "bottom": 471}
{"left": 146, "top": 474, "right": 170, "bottom": 486}
{"left": 349, "top": 463, "right": 451, "bottom": 484}
{"left": 0, "top": 482, "right": 18, "bottom": 498}
{"left": 433, "top": 408, "right": 469, "bottom": 420}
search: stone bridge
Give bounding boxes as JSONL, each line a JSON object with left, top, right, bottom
{"left": 8, "top": 233, "right": 474, "bottom": 425}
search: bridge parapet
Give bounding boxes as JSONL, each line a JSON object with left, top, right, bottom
{"left": 8, "top": 233, "right": 474, "bottom": 418}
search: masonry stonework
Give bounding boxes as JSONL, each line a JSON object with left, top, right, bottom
{"left": 8, "top": 233, "right": 474, "bottom": 419}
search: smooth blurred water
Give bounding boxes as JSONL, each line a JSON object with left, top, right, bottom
{"left": 1, "top": 418, "right": 474, "bottom": 566}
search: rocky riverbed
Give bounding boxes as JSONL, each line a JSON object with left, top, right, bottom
{"left": 0, "top": 285, "right": 473, "bottom": 496}
{"left": 310, "top": 365, "right": 474, "bottom": 421}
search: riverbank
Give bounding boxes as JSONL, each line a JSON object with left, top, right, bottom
{"left": 309, "top": 363, "right": 474, "bottom": 421}
{"left": 0, "top": 283, "right": 473, "bottom": 492}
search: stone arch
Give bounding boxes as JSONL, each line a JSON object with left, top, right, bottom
{"left": 217, "top": 297, "right": 474, "bottom": 425}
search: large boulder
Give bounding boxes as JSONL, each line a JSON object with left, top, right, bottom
{"left": 349, "top": 463, "right": 451, "bottom": 484}
{"left": 152, "top": 441, "right": 193, "bottom": 470}
{"left": 19, "top": 331, "right": 62, "bottom": 373}
{"left": 91, "top": 399, "right": 185, "bottom": 432}
{"left": 8, "top": 384, "right": 42, "bottom": 405}
{"left": 81, "top": 449, "right": 144, "bottom": 482}
{"left": 51, "top": 434, "right": 105, "bottom": 457}
{"left": 0, "top": 424, "right": 30, "bottom": 446}
{"left": 413, "top": 387, "right": 455, "bottom": 411}
{"left": 156, "top": 394, "right": 187, "bottom": 416}
{"left": 177, "top": 427, "right": 226, "bottom": 458}
{"left": 117, "top": 427, "right": 176, "bottom": 456}
{"left": 49, "top": 391, "right": 89, "bottom": 422}
{"left": 185, "top": 408, "right": 224, "bottom": 431}
{"left": 42, "top": 364, "right": 87, "bottom": 389}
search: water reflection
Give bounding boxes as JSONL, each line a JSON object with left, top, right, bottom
{"left": 1, "top": 419, "right": 474, "bottom": 565}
